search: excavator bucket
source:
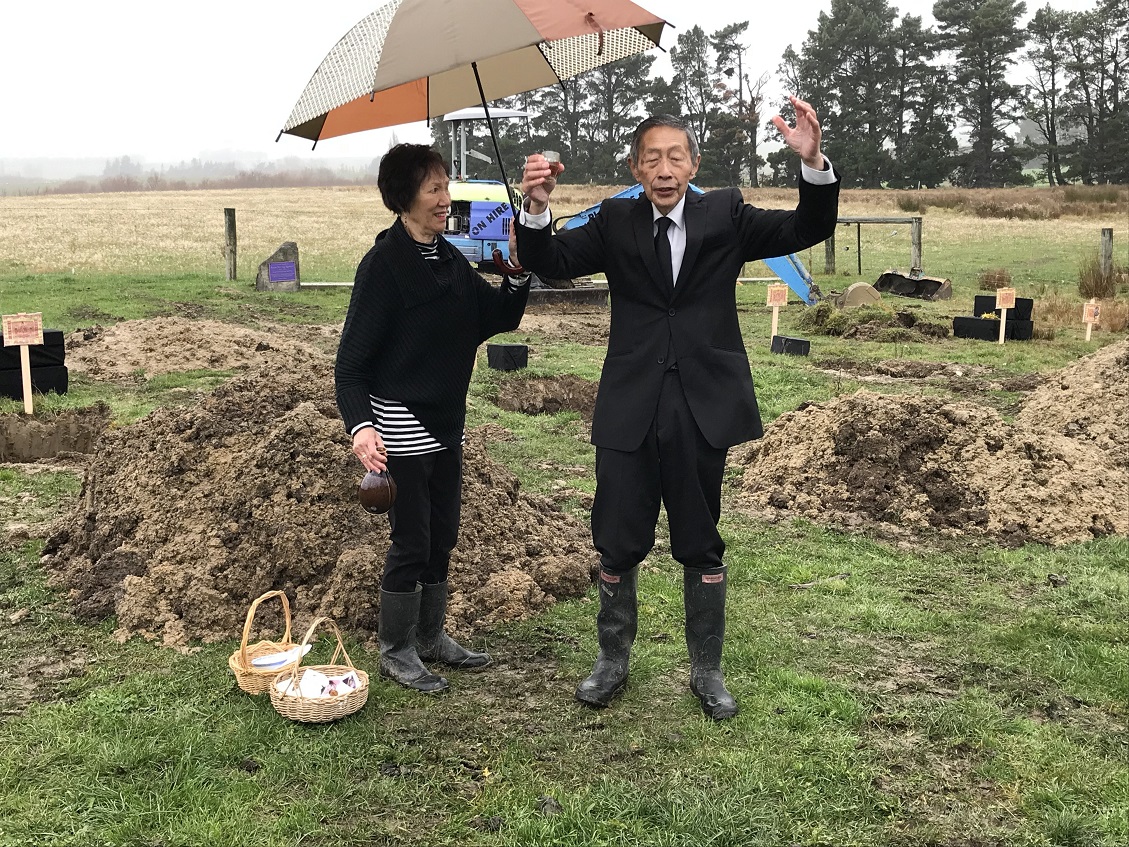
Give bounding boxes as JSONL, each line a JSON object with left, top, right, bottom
{"left": 873, "top": 269, "right": 952, "bottom": 300}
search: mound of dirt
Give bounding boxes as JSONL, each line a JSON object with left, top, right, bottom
{"left": 40, "top": 361, "right": 594, "bottom": 648}
{"left": 65, "top": 318, "right": 335, "bottom": 379}
{"left": 493, "top": 374, "right": 599, "bottom": 420}
{"left": 734, "top": 389, "right": 1127, "bottom": 546}
{"left": 797, "top": 303, "right": 950, "bottom": 342}
{"left": 1016, "top": 339, "right": 1129, "bottom": 468}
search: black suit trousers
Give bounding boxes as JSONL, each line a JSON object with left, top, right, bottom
{"left": 591, "top": 370, "right": 727, "bottom": 574}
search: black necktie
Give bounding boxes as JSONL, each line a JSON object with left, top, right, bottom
{"left": 655, "top": 216, "right": 674, "bottom": 290}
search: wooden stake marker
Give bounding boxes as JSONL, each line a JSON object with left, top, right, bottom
{"left": 995, "top": 287, "right": 1016, "bottom": 346}
{"left": 2, "top": 312, "right": 44, "bottom": 414}
{"left": 767, "top": 283, "right": 789, "bottom": 342}
{"left": 1082, "top": 298, "right": 1100, "bottom": 342}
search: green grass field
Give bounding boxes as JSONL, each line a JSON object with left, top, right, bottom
{"left": 0, "top": 186, "right": 1127, "bottom": 846}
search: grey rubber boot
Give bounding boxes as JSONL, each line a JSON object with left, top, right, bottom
{"left": 684, "top": 567, "right": 738, "bottom": 720}
{"left": 378, "top": 587, "right": 449, "bottom": 693}
{"left": 575, "top": 566, "right": 638, "bottom": 708}
{"left": 416, "top": 581, "right": 491, "bottom": 669}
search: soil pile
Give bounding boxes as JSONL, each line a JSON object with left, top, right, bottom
{"left": 1015, "top": 339, "right": 1129, "bottom": 468}
{"left": 735, "top": 389, "right": 1128, "bottom": 546}
{"left": 65, "top": 318, "right": 336, "bottom": 379}
{"left": 796, "top": 303, "right": 950, "bottom": 343}
{"left": 40, "top": 362, "right": 594, "bottom": 648}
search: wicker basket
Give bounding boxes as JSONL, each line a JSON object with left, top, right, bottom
{"left": 227, "top": 590, "right": 296, "bottom": 695}
{"left": 270, "top": 617, "right": 370, "bottom": 723}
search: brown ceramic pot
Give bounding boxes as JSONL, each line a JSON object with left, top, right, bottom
{"left": 358, "top": 470, "right": 397, "bottom": 514}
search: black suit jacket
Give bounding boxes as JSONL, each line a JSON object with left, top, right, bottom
{"left": 516, "top": 174, "right": 840, "bottom": 452}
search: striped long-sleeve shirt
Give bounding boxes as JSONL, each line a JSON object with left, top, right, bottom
{"left": 337, "top": 223, "right": 529, "bottom": 454}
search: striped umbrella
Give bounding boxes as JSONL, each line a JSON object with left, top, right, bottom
{"left": 279, "top": 0, "right": 669, "bottom": 145}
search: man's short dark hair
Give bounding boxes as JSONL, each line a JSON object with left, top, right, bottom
{"left": 629, "top": 115, "right": 700, "bottom": 163}
{"left": 377, "top": 144, "right": 449, "bottom": 214}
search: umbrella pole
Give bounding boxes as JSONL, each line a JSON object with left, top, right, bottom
{"left": 471, "top": 62, "right": 518, "bottom": 219}
{"left": 471, "top": 61, "right": 525, "bottom": 276}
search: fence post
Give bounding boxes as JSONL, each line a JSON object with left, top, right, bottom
{"left": 911, "top": 216, "right": 923, "bottom": 271}
{"left": 1100, "top": 227, "right": 1113, "bottom": 280}
{"left": 824, "top": 231, "right": 836, "bottom": 275}
{"left": 224, "top": 208, "right": 237, "bottom": 281}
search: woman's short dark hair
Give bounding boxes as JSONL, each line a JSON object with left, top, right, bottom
{"left": 377, "top": 144, "right": 449, "bottom": 214}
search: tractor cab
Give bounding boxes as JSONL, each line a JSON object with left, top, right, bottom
{"left": 443, "top": 179, "right": 518, "bottom": 270}
{"left": 440, "top": 107, "right": 526, "bottom": 272}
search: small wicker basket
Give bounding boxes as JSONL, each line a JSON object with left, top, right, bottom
{"left": 227, "top": 590, "right": 296, "bottom": 695}
{"left": 270, "top": 617, "right": 370, "bottom": 724}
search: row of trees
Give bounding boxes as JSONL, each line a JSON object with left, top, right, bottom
{"left": 432, "top": 0, "right": 1127, "bottom": 188}
{"left": 785, "top": 0, "right": 1127, "bottom": 187}
{"left": 431, "top": 22, "right": 768, "bottom": 187}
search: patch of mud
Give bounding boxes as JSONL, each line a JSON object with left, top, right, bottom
{"left": 874, "top": 360, "right": 947, "bottom": 379}
{"left": 814, "top": 358, "right": 1045, "bottom": 402}
{"left": 65, "top": 318, "right": 334, "bottom": 380}
{"left": 997, "top": 373, "right": 1045, "bottom": 392}
{"left": 1016, "top": 340, "right": 1129, "bottom": 468}
{"left": 515, "top": 312, "right": 609, "bottom": 346}
{"left": 865, "top": 713, "right": 1016, "bottom": 845}
{"left": 733, "top": 389, "right": 1128, "bottom": 546}
{"left": 0, "top": 404, "right": 111, "bottom": 462}
{"left": 493, "top": 375, "right": 599, "bottom": 421}
{"left": 0, "top": 640, "right": 93, "bottom": 716}
{"left": 40, "top": 362, "right": 595, "bottom": 649}
{"left": 815, "top": 356, "right": 881, "bottom": 376}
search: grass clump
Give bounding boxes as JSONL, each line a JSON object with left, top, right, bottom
{"left": 1078, "top": 255, "right": 1117, "bottom": 300}
{"left": 974, "top": 201, "right": 1060, "bottom": 220}
{"left": 978, "top": 268, "right": 1013, "bottom": 290}
{"left": 1062, "top": 184, "right": 1123, "bottom": 204}
{"left": 895, "top": 195, "right": 927, "bottom": 213}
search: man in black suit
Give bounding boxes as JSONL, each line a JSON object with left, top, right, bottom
{"left": 516, "top": 98, "right": 840, "bottom": 719}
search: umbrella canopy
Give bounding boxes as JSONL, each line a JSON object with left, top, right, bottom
{"left": 280, "top": 0, "right": 668, "bottom": 143}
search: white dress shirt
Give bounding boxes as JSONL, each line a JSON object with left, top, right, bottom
{"left": 520, "top": 157, "right": 836, "bottom": 286}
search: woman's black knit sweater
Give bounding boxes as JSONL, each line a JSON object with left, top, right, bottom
{"left": 335, "top": 218, "right": 528, "bottom": 448}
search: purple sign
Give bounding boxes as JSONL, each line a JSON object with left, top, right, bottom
{"left": 268, "top": 261, "right": 297, "bottom": 283}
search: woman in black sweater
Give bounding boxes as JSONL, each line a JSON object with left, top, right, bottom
{"left": 335, "top": 144, "right": 529, "bottom": 693}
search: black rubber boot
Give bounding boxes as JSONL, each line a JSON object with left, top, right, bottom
{"left": 684, "top": 567, "right": 738, "bottom": 720}
{"left": 416, "top": 581, "right": 491, "bottom": 669}
{"left": 378, "top": 587, "right": 449, "bottom": 693}
{"left": 575, "top": 566, "right": 638, "bottom": 708}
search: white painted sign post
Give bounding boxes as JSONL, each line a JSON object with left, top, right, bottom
{"left": 2, "top": 312, "right": 44, "bottom": 414}
{"left": 767, "top": 284, "right": 789, "bottom": 341}
{"left": 1083, "top": 298, "right": 1101, "bottom": 342}
{"left": 995, "top": 287, "right": 1016, "bottom": 346}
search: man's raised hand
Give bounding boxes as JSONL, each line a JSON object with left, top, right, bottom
{"left": 521, "top": 154, "right": 564, "bottom": 215}
{"left": 771, "top": 96, "right": 825, "bottom": 171}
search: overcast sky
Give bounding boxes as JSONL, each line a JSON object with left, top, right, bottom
{"left": 0, "top": 0, "right": 1098, "bottom": 165}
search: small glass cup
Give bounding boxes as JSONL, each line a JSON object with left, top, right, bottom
{"left": 542, "top": 150, "right": 561, "bottom": 164}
